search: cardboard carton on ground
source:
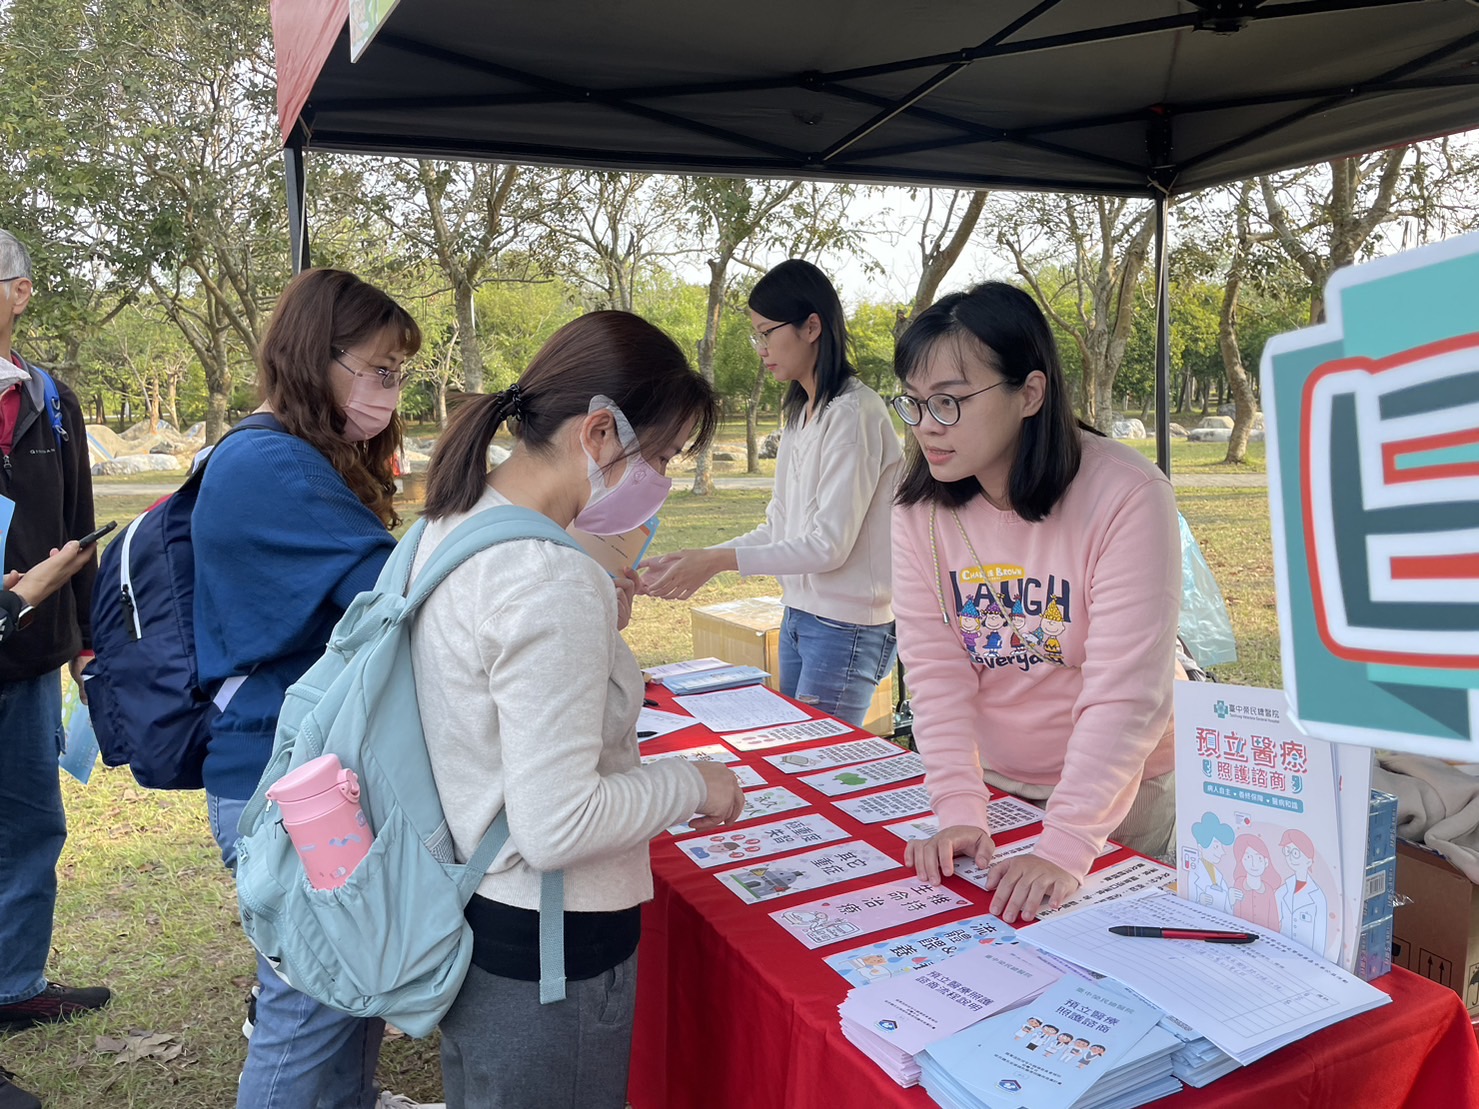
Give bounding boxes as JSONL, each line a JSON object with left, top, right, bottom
{"left": 1393, "top": 839, "right": 1479, "bottom": 1013}
{"left": 690, "top": 596, "right": 895, "bottom": 736}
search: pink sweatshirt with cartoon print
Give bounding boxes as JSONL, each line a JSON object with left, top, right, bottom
{"left": 892, "top": 432, "right": 1180, "bottom": 880}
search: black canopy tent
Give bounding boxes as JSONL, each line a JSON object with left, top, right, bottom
{"left": 273, "top": 0, "right": 1479, "bottom": 472}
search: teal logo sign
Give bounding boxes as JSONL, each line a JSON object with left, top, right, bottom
{"left": 1263, "top": 231, "right": 1479, "bottom": 758}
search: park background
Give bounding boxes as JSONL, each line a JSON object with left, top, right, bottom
{"left": 3, "top": 1, "right": 1478, "bottom": 1105}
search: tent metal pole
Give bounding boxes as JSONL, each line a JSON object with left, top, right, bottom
{"left": 1153, "top": 191, "right": 1171, "bottom": 477}
{"left": 284, "top": 137, "right": 310, "bottom": 275}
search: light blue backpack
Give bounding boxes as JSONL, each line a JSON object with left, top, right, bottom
{"left": 233, "top": 506, "right": 577, "bottom": 1037}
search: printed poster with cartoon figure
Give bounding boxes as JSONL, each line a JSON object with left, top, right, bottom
{"left": 948, "top": 560, "right": 1072, "bottom": 673}
{"left": 1173, "top": 682, "right": 1358, "bottom": 968}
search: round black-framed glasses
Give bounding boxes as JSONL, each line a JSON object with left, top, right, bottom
{"left": 891, "top": 382, "right": 1005, "bottom": 426}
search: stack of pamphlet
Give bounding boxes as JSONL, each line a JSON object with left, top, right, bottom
{"left": 836, "top": 943, "right": 1061, "bottom": 1087}
{"left": 1121, "top": 999, "right": 1241, "bottom": 1088}
{"left": 1169, "top": 1036, "right": 1240, "bottom": 1088}
{"left": 1022, "top": 894, "right": 1390, "bottom": 1066}
{"left": 917, "top": 977, "right": 1182, "bottom": 1109}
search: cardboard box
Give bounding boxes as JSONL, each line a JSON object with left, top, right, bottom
{"left": 689, "top": 597, "right": 895, "bottom": 736}
{"left": 1393, "top": 839, "right": 1479, "bottom": 1011}
{"left": 691, "top": 598, "right": 785, "bottom": 691}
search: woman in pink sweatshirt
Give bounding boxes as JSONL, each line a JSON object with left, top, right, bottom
{"left": 891, "top": 282, "right": 1179, "bottom": 924}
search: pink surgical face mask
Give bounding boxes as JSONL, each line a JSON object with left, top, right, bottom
{"left": 572, "top": 396, "right": 673, "bottom": 535}
{"left": 339, "top": 368, "right": 401, "bottom": 442}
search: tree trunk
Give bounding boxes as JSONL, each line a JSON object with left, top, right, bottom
{"left": 437, "top": 382, "right": 449, "bottom": 429}
{"left": 745, "top": 361, "right": 767, "bottom": 473}
{"left": 455, "top": 279, "right": 484, "bottom": 392}
{"left": 147, "top": 376, "right": 162, "bottom": 426}
{"left": 203, "top": 328, "right": 232, "bottom": 444}
{"left": 1091, "top": 372, "right": 1115, "bottom": 434}
{"left": 166, "top": 378, "right": 180, "bottom": 429}
{"left": 690, "top": 253, "right": 728, "bottom": 496}
{"left": 1221, "top": 181, "right": 1260, "bottom": 464}
{"left": 895, "top": 189, "right": 989, "bottom": 341}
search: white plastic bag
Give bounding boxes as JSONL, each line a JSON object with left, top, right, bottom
{"left": 1178, "top": 513, "right": 1238, "bottom": 668}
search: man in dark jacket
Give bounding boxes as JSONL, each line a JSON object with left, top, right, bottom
{"left": 0, "top": 230, "right": 110, "bottom": 1065}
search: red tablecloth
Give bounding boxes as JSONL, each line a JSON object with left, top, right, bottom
{"left": 627, "top": 688, "right": 1479, "bottom": 1109}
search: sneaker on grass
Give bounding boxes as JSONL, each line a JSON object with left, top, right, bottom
{"left": 376, "top": 1093, "right": 444, "bottom": 1109}
{"left": 0, "top": 983, "right": 111, "bottom": 1031}
{"left": 0, "top": 1064, "right": 42, "bottom": 1109}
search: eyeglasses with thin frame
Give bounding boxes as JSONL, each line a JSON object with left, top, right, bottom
{"left": 0, "top": 275, "right": 27, "bottom": 284}
{"left": 332, "top": 348, "right": 412, "bottom": 389}
{"left": 891, "top": 382, "right": 1006, "bottom": 426}
{"left": 749, "top": 321, "right": 793, "bottom": 353}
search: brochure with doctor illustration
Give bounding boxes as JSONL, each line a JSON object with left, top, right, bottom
{"left": 921, "top": 976, "right": 1163, "bottom": 1109}
{"left": 1173, "top": 682, "right": 1357, "bottom": 967}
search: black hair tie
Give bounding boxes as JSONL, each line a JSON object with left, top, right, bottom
{"left": 504, "top": 383, "right": 525, "bottom": 419}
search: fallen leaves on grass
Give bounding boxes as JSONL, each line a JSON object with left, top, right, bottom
{"left": 95, "top": 1030, "right": 189, "bottom": 1066}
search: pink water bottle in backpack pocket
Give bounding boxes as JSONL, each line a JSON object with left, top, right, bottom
{"left": 266, "top": 754, "right": 373, "bottom": 889}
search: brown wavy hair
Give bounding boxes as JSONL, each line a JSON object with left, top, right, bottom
{"left": 426, "top": 311, "right": 717, "bottom": 519}
{"left": 256, "top": 269, "right": 421, "bottom": 527}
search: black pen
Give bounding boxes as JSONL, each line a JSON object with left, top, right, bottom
{"left": 1108, "top": 926, "right": 1257, "bottom": 944}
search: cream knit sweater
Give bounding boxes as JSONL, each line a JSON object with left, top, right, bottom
{"left": 719, "top": 378, "right": 901, "bottom": 627}
{"left": 409, "top": 486, "right": 705, "bottom": 911}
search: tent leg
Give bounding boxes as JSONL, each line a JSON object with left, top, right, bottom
{"left": 284, "top": 139, "right": 310, "bottom": 274}
{"left": 1153, "top": 192, "right": 1171, "bottom": 478}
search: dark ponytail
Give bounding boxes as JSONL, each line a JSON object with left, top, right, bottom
{"left": 423, "top": 389, "right": 523, "bottom": 517}
{"left": 424, "top": 311, "right": 718, "bottom": 521}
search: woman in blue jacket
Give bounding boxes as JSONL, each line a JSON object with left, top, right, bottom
{"left": 193, "top": 268, "right": 418, "bottom": 1109}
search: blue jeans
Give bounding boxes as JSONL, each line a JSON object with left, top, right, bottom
{"left": 209, "top": 793, "right": 384, "bottom": 1109}
{"left": 0, "top": 671, "right": 66, "bottom": 1004}
{"left": 779, "top": 608, "right": 897, "bottom": 729}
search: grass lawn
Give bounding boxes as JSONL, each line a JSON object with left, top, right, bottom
{"left": 8, "top": 477, "right": 1276, "bottom": 1107}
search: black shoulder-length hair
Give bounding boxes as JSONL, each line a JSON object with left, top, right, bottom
{"left": 748, "top": 259, "right": 856, "bottom": 427}
{"left": 893, "top": 281, "right": 1098, "bottom": 523}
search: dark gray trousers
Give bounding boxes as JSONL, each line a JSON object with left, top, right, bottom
{"left": 439, "top": 953, "right": 638, "bottom": 1109}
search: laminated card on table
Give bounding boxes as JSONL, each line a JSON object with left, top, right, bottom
{"left": 798, "top": 752, "right": 926, "bottom": 797}
{"left": 674, "top": 813, "right": 850, "bottom": 869}
{"left": 715, "top": 841, "right": 901, "bottom": 904}
{"left": 769, "top": 876, "right": 973, "bottom": 949}
{"left": 825, "top": 914, "right": 1019, "bottom": 988}
{"left": 640, "top": 743, "right": 738, "bottom": 765}
{"left": 667, "top": 785, "right": 809, "bottom": 836}
{"left": 834, "top": 784, "right": 933, "bottom": 823}
{"left": 765, "top": 737, "right": 903, "bottom": 773}
{"left": 883, "top": 794, "right": 1044, "bottom": 842}
{"left": 673, "top": 685, "right": 810, "bottom": 732}
{"left": 725, "top": 717, "right": 854, "bottom": 752}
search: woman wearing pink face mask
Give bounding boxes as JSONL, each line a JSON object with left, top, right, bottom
{"left": 411, "top": 311, "right": 743, "bottom": 1109}
{"left": 191, "top": 268, "right": 420, "bottom": 1109}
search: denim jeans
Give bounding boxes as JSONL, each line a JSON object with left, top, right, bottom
{"left": 0, "top": 671, "right": 66, "bottom": 1004}
{"left": 209, "top": 792, "right": 385, "bottom": 1109}
{"left": 778, "top": 608, "right": 897, "bottom": 729}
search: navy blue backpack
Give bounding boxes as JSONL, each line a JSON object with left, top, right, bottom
{"left": 88, "top": 414, "right": 284, "bottom": 789}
